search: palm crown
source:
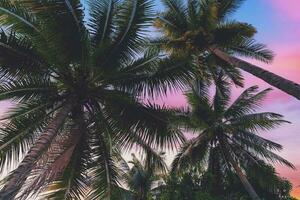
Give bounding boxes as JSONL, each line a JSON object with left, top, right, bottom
{"left": 155, "top": 0, "right": 300, "bottom": 99}
{"left": 172, "top": 80, "right": 294, "bottom": 199}
{"left": 119, "top": 152, "right": 167, "bottom": 200}
{"left": 0, "top": 0, "right": 187, "bottom": 199}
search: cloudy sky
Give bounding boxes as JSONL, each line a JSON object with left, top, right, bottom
{"left": 153, "top": 0, "right": 300, "bottom": 198}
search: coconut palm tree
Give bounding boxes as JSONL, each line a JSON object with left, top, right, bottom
{"left": 0, "top": 0, "right": 188, "bottom": 199}
{"left": 171, "top": 80, "right": 294, "bottom": 200}
{"left": 154, "top": 0, "right": 300, "bottom": 100}
{"left": 118, "top": 152, "right": 167, "bottom": 200}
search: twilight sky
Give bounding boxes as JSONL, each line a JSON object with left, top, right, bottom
{"left": 153, "top": 0, "right": 300, "bottom": 198}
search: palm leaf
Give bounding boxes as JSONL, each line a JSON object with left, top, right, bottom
{"left": 230, "top": 112, "right": 289, "bottom": 132}
{"left": 20, "top": 0, "right": 85, "bottom": 65}
{"left": 172, "top": 134, "right": 209, "bottom": 172}
{"left": 88, "top": 132, "right": 119, "bottom": 200}
{"left": 0, "top": 0, "right": 39, "bottom": 33}
{"left": 0, "top": 106, "right": 50, "bottom": 175}
{"left": 114, "top": 54, "right": 195, "bottom": 97}
{"left": 95, "top": 0, "right": 154, "bottom": 69}
{"left": 216, "top": 0, "right": 245, "bottom": 20}
{"left": 160, "top": 0, "right": 188, "bottom": 32}
{"left": 0, "top": 30, "right": 45, "bottom": 75}
{"left": 88, "top": 0, "right": 116, "bottom": 47}
{"left": 0, "top": 75, "right": 57, "bottom": 102}
{"left": 225, "top": 86, "right": 271, "bottom": 119}
{"left": 230, "top": 38, "right": 274, "bottom": 63}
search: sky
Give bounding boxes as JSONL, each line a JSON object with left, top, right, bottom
{"left": 152, "top": 0, "right": 300, "bottom": 198}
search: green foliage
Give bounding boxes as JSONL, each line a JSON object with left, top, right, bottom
{"left": 154, "top": 0, "right": 274, "bottom": 91}
{"left": 156, "top": 167, "right": 295, "bottom": 200}
{"left": 0, "top": 0, "right": 189, "bottom": 199}
{"left": 172, "top": 84, "right": 293, "bottom": 169}
{"left": 156, "top": 172, "right": 216, "bottom": 200}
{"left": 115, "top": 152, "right": 167, "bottom": 200}
{"left": 155, "top": 0, "right": 274, "bottom": 60}
{"left": 170, "top": 81, "right": 294, "bottom": 198}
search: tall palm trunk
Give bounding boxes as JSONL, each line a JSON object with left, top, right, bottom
{"left": 228, "top": 155, "right": 260, "bottom": 200}
{"left": 219, "top": 139, "right": 261, "bottom": 200}
{"left": 0, "top": 103, "right": 73, "bottom": 200}
{"left": 210, "top": 47, "right": 300, "bottom": 100}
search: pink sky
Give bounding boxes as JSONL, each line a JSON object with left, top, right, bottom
{"left": 269, "top": 0, "right": 300, "bottom": 21}
{"left": 260, "top": 1, "right": 300, "bottom": 197}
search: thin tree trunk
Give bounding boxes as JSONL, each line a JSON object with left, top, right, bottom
{"left": 228, "top": 155, "right": 260, "bottom": 200}
{"left": 0, "top": 103, "right": 73, "bottom": 200}
{"left": 219, "top": 139, "right": 261, "bottom": 200}
{"left": 210, "top": 47, "right": 300, "bottom": 100}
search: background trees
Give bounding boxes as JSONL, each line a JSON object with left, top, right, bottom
{"left": 119, "top": 152, "right": 167, "bottom": 200}
{"left": 155, "top": 165, "right": 296, "bottom": 200}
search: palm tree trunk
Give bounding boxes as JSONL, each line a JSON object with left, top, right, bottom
{"left": 219, "top": 139, "right": 261, "bottom": 200}
{"left": 228, "top": 155, "right": 261, "bottom": 200}
{"left": 209, "top": 47, "right": 300, "bottom": 100}
{"left": 0, "top": 103, "right": 73, "bottom": 200}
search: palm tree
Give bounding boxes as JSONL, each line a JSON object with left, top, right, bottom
{"left": 0, "top": 0, "right": 187, "bottom": 199}
{"left": 118, "top": 152, "right": 167, "bottom": 200}
{"left": 171, "top": 81, "right": 294, "bottom": 200}
{"left": 154, "top": 0, "right": 300, "bottom": 100}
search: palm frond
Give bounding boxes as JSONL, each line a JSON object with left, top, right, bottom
{"left": 238, "top": 142, "right": 295, "bottom": 169}
{"left": 225, "top": 86, "right": 271, "bottom": 119}
{"left": 95, "top": 0, "right": 154, "bottom": 69}
{"left": 0, "top": 105, "right": 50, "bottom": 175}
{"left": 209, "top": 54, "right": 244, "bottom": 87}
{"left": 171, "top": 134, "right": 209, "bottom": 172}
{"left": 115, "top": 54, "right": 195, "bottom": 97}
{"left": 213, "top": 21, "right": 257, "bottom": 46}
{"left": 88, "top": 0, "right": 116, "bottom": 47}
{"left": 230, "top": 112, "right": 290, "bottom": 133}
{"left": 216, "top": 0, "right": 245, "bottom": 20}
{"left": 187, "top": 0, "right": 200, "bottom": 26}
{"left": 0, "top": 0, "right": 39, "bottom": 33}
{"left": 63, "top": 0, "right": 83, "bottom": 29}
{"left": 232, "top": 130, "right": 283, "bottom": 151}
{"left": 20, "top": 0, "right": 85, "bottom": 65}
{"left": 88, "top": 132, "right": 119, "bottom": 200}
{"left": 160, "top": 0, "right": 188, "bottom": 31}
{"left": 185, "top": 84, "right": 213, "bottom": 127}
{"left": 0, "top": 30, "right": 45, "bottom": 75}
{"left": 98, "top": 90, "right": 185, "bottom": 150}
{"left": 130, "top": 134, "right": 168, "bottom": 174}
{"left": 198, "top": 0, "right": 219, "bottom": 28}
{"left": 155, "top": 4, "right": 188, "bottom": 39}
{"left": 0, "top": 75, "right": 57, "bottom": 102}
{"left": 212, "top": 69, "right": 231, "bottom": 114}
{"left": 230, "top": 38, "right": 274, "bottom": 63}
